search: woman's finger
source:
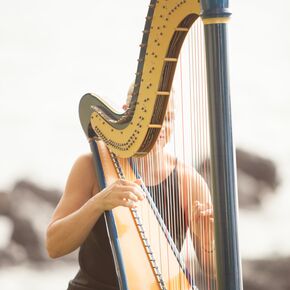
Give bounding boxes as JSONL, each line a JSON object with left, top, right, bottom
{"left": 120, "top": 191, "right": 139, "bottom": 202}
{"left": 120, "top": 199, "right": 137, "bottom": 208}
{"left": 119, "top": 185, "right": 145, "bottom": 200}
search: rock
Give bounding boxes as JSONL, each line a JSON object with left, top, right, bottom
{"left": 236, "top": 149, "right": 279, "bottom": 190}
{"left": 0, "top": 179, "right": 77, "bottom": 266}
{"left": 197, "top": 148, "right": 280, "bottom": 209}
{"left": 243, "top": 257, "right": 290, "bottom": 290}
{"left": 0, "top": 242, "right": 27, "bottom": 267}
{"left": 0, "top": 192, "right": 11, "bottom": 215}
{"left": 10, "top": 215, "right": 44, "bottom": 261}
{"left": 0, "top": 216, "right": 13, "bottom": 249}
{"left": 12, "top": 180, "right": 61, "bottom": 206}
{"left": 0, "top": 180, "right": 62, "bottom": 264}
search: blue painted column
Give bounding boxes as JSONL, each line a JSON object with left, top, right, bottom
{"left": 200, "top": 1, "right": 243, "bottom": 289}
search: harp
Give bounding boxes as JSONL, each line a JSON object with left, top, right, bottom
{"left": 79, "top": 0, "right": 243, "bottom": 289}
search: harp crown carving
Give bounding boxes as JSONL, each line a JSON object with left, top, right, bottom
{"left": 79, "top": 0, "right": 201, "bottom": 158}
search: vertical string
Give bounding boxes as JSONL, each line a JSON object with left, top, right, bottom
{"left": 178, "top": 52, "right": 184, "bottom": 290}
{"left": 193, "top": 19, "right": 202, "bottom": 288}
{"left": 199, "top": 19, "right": 209, "bottom": 287}
{"left": 199, "top": 18, "right": 210, "bottom": 289}
{"left": 201, "top": 19, "right": 209, "bottom": 288}
{"left": 188, "top": 23, "right": 195, "bottom": 285}
{"left": 171, "top": 88, "right": 179, "bottom": 290}
{"left": 196, "top": 20, "right": 204, "bottom": 288}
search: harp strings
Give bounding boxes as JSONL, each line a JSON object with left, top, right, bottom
{"left": 130, "top": 18, "right": 217, "bottom": 290}
{"left": 188, "top": 19, "right": 216, "bottom": 290}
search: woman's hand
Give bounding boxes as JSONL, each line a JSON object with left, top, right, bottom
{"left": 191, "top": 201, "right": 215, "bottom": 252}
{"left": 92, "top": 179, "right": 145, "bottom": 211}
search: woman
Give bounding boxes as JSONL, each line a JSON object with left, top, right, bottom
{"left": 46, "top": 89, "right": 215, "bottom": 290}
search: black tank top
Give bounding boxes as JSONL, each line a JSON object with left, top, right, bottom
{"left": 146, "top": 165, "right": 187, "bottom": 251}
{"left": 67, "top": 165, "right": 186, "bottom": 290}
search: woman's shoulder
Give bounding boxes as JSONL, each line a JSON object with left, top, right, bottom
{"left": 70, "top": 153, "right": 96, "bottom": 179}
{"left": 175, "top": 159, "right": 198, "bottom": 177}
{"left": 67, "top": 153, "right": 99, "bottom": 194}
{"left": 74, "top": 153, "right": 94, "bottom": 166}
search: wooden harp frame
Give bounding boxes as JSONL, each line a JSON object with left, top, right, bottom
{"left": 79, "top": 0, "right": 243, "bottom": 289}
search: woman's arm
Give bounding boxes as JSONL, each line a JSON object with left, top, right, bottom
{"left": 46, "top": 154, "right": 144, "bottom": 258}
{"left": 178, "top": 164, "right": 216, "bottom": 276}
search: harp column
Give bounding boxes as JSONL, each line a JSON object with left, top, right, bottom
{"left": 200, "top": 1, "right": 243, "bottom": 290}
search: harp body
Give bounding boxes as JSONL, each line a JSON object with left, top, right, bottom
{"left": 79, "top": 0, "right": 243, "bottom": 289}
{"left": 93, "top": 140, "right": 192, "bottom": 289}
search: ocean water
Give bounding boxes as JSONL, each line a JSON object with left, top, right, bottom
{"left": 0, "top": 0, "right": 290, "bottom": 288}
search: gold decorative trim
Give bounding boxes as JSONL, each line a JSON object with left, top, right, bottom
{"left": 203, "top": 17, "right": 230, "bottom": 25}
{"left": 156, "top": 91, "right": 170, "bottom": 96}
{"left": 164, "top": 58, "right": 178, "bottom": 62}
{"left": 175, "top": 27, "right": 189, "bottom": 32}
{"left": 148, "top": 124, "right": 162, "bottom": 128}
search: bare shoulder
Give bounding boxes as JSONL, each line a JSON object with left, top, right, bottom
{"left": 50, "top": 153, "right": 99, "bottom": 222}
{"left": 176, "top": 159, "right": 212, "bottom": 203}
{"left": 68, "top": 153, "right": 99, "bottom": 194}
{"left": 175, "top": 159, "right": 198, "bottom": 179}
{"left": 73, "top": 153, "right": 94, "bottom": 171}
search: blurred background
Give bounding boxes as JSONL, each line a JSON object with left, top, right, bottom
{"left": 1, "top": 0, "right": 290, "bottom": 289}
